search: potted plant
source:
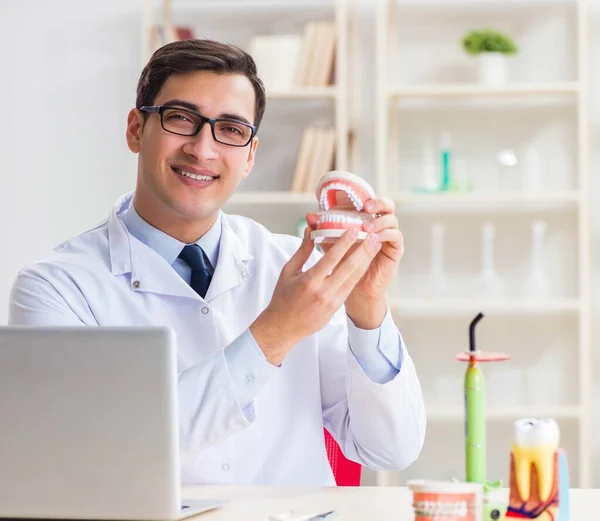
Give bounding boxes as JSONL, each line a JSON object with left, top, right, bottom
{"left": 461, "top": 29, "right": 518, "bottom": 85}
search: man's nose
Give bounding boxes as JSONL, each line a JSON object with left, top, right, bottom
{"left": 182, "top": 122, "right": 218, "bottom": 160}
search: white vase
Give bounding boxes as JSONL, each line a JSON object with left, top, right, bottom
{"left": 478, "top": 52, "right": 508, "bottom": 86}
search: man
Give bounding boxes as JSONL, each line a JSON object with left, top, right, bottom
{"left": 8, "top": 39, "right": 425, "bottom": 485}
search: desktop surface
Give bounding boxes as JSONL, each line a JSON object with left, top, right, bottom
{"left": 180, "top": 485, "right": 600, "bottom": 520}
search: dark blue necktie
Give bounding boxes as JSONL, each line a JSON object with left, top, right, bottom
{"left": 178, "top": 244, "right": 212, "bottom": 298}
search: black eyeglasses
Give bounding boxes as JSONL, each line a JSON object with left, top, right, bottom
{"left": 139, "top": 105, "right": 257, "bottom": 147}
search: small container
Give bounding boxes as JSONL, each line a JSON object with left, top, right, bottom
{"left": 408, "top": 480, "right": 483, "bottom": 521}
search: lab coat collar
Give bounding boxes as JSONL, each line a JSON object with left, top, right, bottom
{"left": 107, "top": 192, "right": 253, "bottom": 301}
{"left": 204, "top": 214, "right": 254, "bottom": 301}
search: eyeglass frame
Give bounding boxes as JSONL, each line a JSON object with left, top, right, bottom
{"left": 139, "top": 105, "right": 258, "bottom": 147}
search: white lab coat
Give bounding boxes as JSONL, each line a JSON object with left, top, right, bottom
{"left": 9, "top": 192, "right": 426, "bottom": 485}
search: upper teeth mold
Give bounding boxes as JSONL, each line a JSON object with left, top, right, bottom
{"left": 310, "top": 170, "right": 376, "bottom": 244}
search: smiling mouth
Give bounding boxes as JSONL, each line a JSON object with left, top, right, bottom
{"left": 172, "top": 166, "right": 218, "bottom": 181}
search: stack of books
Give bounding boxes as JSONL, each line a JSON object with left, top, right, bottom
{"left": 248, "top": 20, "right": 337, "bottom": 92}
{"left": 290, "top": 127, "right": 336, "bottom": 193}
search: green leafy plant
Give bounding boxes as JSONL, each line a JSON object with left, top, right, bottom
{"left": 462, "top": 29, "right": 518, "bottom": 56}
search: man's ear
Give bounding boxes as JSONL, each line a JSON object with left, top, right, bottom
{"left": 242, "top": 136, "right": 259, "bottom": 180}
{"left": 125, "top": 108, "right": 144, "bottom": 153}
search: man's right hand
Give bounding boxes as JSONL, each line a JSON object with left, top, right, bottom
{"left": 249, "top": 226, "right": 382, "bottom": 366}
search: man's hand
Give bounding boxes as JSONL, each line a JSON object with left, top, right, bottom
{"left": 249, "top": 226, "right": 382, "bottom": 366}
{"left": 306, "top": 197, "right": 403, "bottom": 329}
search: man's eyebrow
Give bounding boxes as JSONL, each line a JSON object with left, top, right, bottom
{"left": 163, "top": 99, "right": 199, "bottom": 111}
{"left": 219, "top": 113, "right": 253, "bottom": 126}
{"left": 162, "top": 100, "right": 253, "bottom": 126}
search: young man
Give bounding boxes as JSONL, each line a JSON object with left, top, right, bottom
{"left": 8, "top": 39, "right": 425, "bottom": 485}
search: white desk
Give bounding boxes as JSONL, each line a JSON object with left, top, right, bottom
{"left": 184, "top": 486, "right": 600, "bottom": 520}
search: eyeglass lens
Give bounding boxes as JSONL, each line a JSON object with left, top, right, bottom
{"left": 162, "top": 107, "right": 252, "bottom": 146}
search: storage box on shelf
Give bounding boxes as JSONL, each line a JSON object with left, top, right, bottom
{"left": 374, "top": 0, "right": 591, "bottom": 488}
{"left": 141, "top": 0, "right": 352, "bottom": 235}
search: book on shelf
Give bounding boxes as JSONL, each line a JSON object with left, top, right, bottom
{"left": 248, "top": 20, "right": 336, "bottom": 93}
{"left": 291, "top": 127, "right": 336, "bottom": 193}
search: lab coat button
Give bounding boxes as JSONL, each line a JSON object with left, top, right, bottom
{"left": 222, "top": 463, "right": 229, "bottom": 471}
{"left": 132, "top": 280, "right": 141, "bottom": 289}
{"left": 201, "top": 307, "right": 209, "bottom": 314}
{"left": 245, "top": 374, "right": 255, "bottom": 385}
{"left": 241, "top": 270, "right": 249, "bottom": 279}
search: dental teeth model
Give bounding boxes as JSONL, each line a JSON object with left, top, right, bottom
{"left": 512, "top": 418, "right": 560, "bottom": 504}
{"left": 310, "top": 171, "right": 377, "bottom": 244}
{"left": 506, "top": 418, "right": 569, "bottom": 520}
{"left": 408, "top": 480, "right": 483, "bottom": 521}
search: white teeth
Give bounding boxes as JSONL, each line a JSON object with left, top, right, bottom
{"left": 319, "top": 182, "right": 364, "bottom": 212}
{"left": 514, "top": 418, "right": 560, "bottom": 448}
{"left": 174, "top": 168, "right": 213, "bottom": 181}
{"left": 317, "top": 214, "right": 363, "bottom": 225}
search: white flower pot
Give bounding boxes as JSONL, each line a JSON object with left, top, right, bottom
{"left": 478, "top": 52, "right": 509, "bottom": 86}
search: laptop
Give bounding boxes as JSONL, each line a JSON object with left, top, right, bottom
{"left": 0, "top": 326, "right": 222, "bottom": 520}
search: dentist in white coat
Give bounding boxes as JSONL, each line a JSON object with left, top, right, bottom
{"left": 9, "top": 39, "right": 426, "bottom": 485}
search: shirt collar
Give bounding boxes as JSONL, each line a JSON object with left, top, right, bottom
{"left": 121, "top": 195, "right": 221, "bottom": 270}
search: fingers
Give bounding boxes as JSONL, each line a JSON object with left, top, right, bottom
{"left": 327, "top": 233, "right": 382, "bottom": 293}
{"left": 363, "top": 213, "right": 398, "bottom": 234}
{"left": 309, "top": 228, "right": 361, "bottom": 279}
{"left": 377, "top": 229, "right": 404, "bottom": 260}
{"left": 305, "top": 212, "right": 319, "bottom": 230}
{"left": 364, "top": 196, "right": 395, "bottom": 215}
{"left": 284, "top": 227, "right": 315, "bottom": 274}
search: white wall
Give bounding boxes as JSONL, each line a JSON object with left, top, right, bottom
{"left": 1, "top": 0, "right": 599, "bottom": 486}
{"left": 0, "top": 0, "right": 141, "bottom": 321}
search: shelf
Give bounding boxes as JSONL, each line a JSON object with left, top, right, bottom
{"left": 388, "top": 82, "right": 580, "bottom": 99}
{"left": 390, "top": 191, "right": 580, "bottom": 212}
{"left": 266, "top": 87, "right": 337, "bottom": 99}
{"left": 427, "top": 405, "right": 581, "bottom": 422}
{"left": 389, "top": 298, "right": 580, "bottom": 316}
{"left": 375, "top": 0, "right": 592, "bottom": 489}
{"left": 392, "top": 0, "right": 577, "bottom": 13}
{"left": 167, "top": 0, "right": 336, "bottom": 27}
{"left": 228, "top": 191, "right": 580, "bottom": 208}
{"left": 171, "top": 0, "right": 336, "bottom": 13}
{"left": 228, "top": 191, "right": 316, "bottom": 205}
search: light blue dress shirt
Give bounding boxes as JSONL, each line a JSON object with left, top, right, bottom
{"left": 122, "top": 199, "right": 403, "bottom": 410}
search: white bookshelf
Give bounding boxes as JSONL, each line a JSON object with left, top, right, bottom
{"left": 375, "top": 0, "right": 592, "bottom": 488}
{"left": 390, "top": 191, "right": 581, "bottom": 212}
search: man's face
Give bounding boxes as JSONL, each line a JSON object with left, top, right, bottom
{"left": 126, "top": 70, "right": 258, "bottom": 231}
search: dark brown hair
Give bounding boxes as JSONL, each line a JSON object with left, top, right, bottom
{"left": 136, "top": 38, "right": 267, "bottom": 130}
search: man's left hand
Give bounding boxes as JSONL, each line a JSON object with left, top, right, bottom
{"left": 306, "top": 197, "right": 403, "bottom": 328}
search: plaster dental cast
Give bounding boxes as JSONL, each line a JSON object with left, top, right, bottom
{"left": 310, "top": 171, "right": 377, "bottom": 243}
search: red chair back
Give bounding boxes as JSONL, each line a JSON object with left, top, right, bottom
{"left": 324, "top": 428, "right": 362, "bottom": 486}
